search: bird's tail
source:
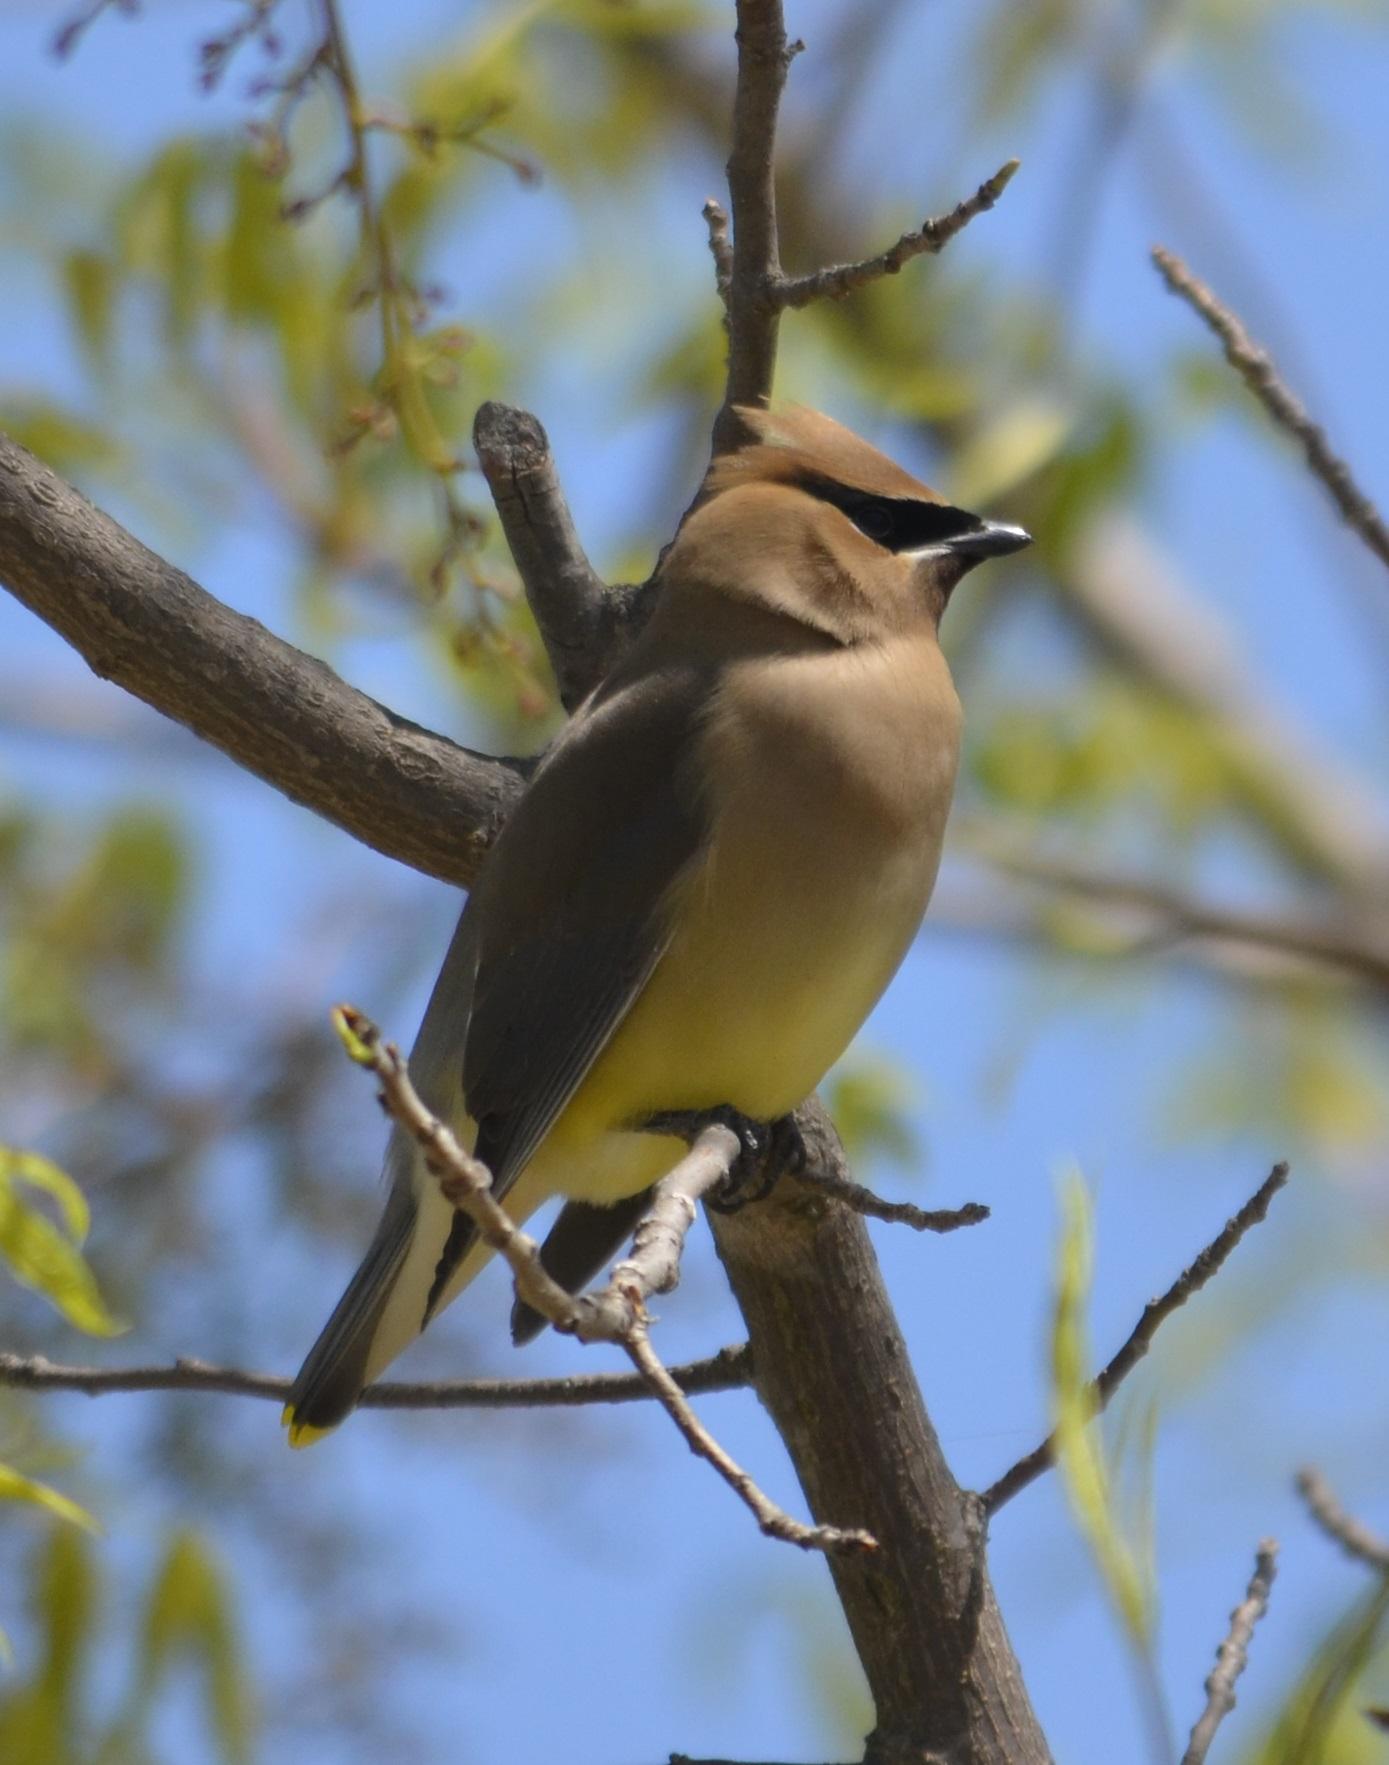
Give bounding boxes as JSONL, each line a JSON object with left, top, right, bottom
{"left": 283, "top": 1133, "right": 481, "bottom": 1447}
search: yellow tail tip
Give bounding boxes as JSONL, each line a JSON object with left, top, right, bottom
{"left": 281, "top": 1403, "right": 333, "bottom": 1450}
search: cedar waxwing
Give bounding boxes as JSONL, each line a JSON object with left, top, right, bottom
{"left": 284, "top": 407, "right": 1030, "bottom": 1444}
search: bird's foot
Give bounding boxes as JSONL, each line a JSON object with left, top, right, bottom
{"left": 641, "top": 1106, "right": 805, "bottom": 1212}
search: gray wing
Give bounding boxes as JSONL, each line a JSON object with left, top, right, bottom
{"left": 424, "top": 661, "right": 712, "bottom": 1315}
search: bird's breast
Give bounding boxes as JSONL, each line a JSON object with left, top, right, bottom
{"left": 560, "top": 635, "right": 961, "bottom": 1159}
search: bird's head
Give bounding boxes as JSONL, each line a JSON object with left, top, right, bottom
{"left": 671, "top": 405, "right": 1030, "bottom": 644}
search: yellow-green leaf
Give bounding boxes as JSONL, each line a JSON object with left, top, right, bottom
{"left": 134, "top": 1534, "right": 252, "bottom": 1765}
{"left": 1051, "top": 1171, "right": 1155, "bottom": 1649}
{"left": 0, "top": 1462, "right": 97, "bottom": 1535}
{"left": 0, "top": 1150, "right": 124, "bottom": 1337}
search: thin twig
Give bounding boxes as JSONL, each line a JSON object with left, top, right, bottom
{"left": 336, "top": 1005, "right": 874, "bottom": 1555}
{"left": 703, "top": 198, "right": 734, "bottom": 310}
{"left": 793, "top": 1165, "right": 989, "bottom": 1234}
{"left": 1297, "top": 1468, "right": 1389, "bottom": 1575}
{"left": 984, "top": 1162, "right": 1290, "bottom": 1514}
{"left": 0, "top": 1346, "right": 752, "bottom": 1410}
{"left": 968, "top": 833, "right": 1389, "bottom": 997}
{"left": 52, "top": 0, "right": 136, "bottom": 59}
{"left": 774, "top": 159, "right": 1020, "bottom": 309}
{"left": 625, "top": 1329, "right": 873, "bottom": 1555}
{"left": 1180, "top": 1539, "right": 1279, "bottom": 1765}
{"left": 1153, "top": 247, "right": 1389, "bottom": 575}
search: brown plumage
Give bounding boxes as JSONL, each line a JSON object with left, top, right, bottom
{"left": 285, "top": 406, "right": 1030, "bottom": 1443}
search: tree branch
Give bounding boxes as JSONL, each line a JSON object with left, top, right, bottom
{"left": 702, "top": 198, "right": 734, "bottom": 310}
{"left": 1180, "top": 1539, "right": 1279, "bottom": 1765}
{"left": 984, "top": 1162, "right": 1290, "bottom": 1515}
{"left": 711, "top": 0, "right": 800, "bottom": 454}
{"left": 0, "top": 428, "right": 522, "bottom": 888}
{"left": 773, "top": 159, "right": 1020, "bottom": 309}
{"left": 711, "top": 1100, "right": 1049, "bottom": 1763}
{"left": 0, "top": 1346, "right": 752, "bottom": 1409}
{"left": 793, "top": 1163, "right": 989, "bottom": 1234}
{"left": 1153, "top": 247, "right": 1389, "bottom": 576}
{"left": 1297, "top": 1468, "right": 1389, "bottom": 1576}
{"left": 335, "top": 1005, "right": 870, "bottom": 1555}
{"left": 967, "top": 833, "right": 1389, "bottom": 996}
{"left": 471, "top": 401, "right": 648, "bottom": 711}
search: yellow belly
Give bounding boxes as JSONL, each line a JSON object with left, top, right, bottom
{"left": 547, "top": 636, "right": 959, "bottom": 1200}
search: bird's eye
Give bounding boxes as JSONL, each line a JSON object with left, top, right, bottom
{"left": 796, "top": 474, "right": 987, "bottom": 553}
{"left": 846, "top": 498, "right": 897, "bottom": 544}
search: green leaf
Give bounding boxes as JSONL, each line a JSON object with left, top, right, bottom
{"left": 62, "top": 250, "right": 116, "bottom": 374}
{"left": 824, "top": 1060, "right": 919, "bottom": 1171}
{"left": 0, "top": 1148, "right": 124, "bottom": 1337}
{"left": 1050, "top": 1172, "right": 1155, "bottom": 1650}
{"left": 0, "top": 1462, "right": 98, "bottom": 1536}
{"left": 947, "top": 396, "right": 1073, "bottom": 508}
{"left": 131, "top": 1534, "right": 252, "bottom": 1765}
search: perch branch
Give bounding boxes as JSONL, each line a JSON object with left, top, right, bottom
{"left": 0, "top": 1346, "right": 752, "bottom": 1409}
{"left": 1153, "top": 247, "right": 1389, "bottom": 575}
{"left": 335, "top": 1005, "right": 872, "bottom": 1556}
{"left": 1180, "top": 1539, "right": 1279, "bottom": 1765}
{"left": 774, "top": 159, "right": 1020, "bottom": 309}
{"left": 984, "top": 1162, "right": 1290, "bottom": 1514}
{"left": 1297, "top": 1468, "right": 1389, "bottom": 1575}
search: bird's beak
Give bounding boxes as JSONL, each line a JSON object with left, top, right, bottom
{"left": 947, "top": 520, "right": 1032, "bottom": 561}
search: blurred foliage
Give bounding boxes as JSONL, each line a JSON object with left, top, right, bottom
{"left": 1, "top": 1148, "right": 123, "bottom": 1338}
{"left": 1, "top": 0, "right": 1388, "bottom": 1759}
{"left": 1241, "top": 1581, "right": 1389, "bottom": 1765}
{"left": 0, "top": 1527, "right": 251, "bottom": 1765}
{"left": 824, "top": 1059, "right": 920, "bottom": 1173}
{"left": 1050, "top": 1174, "right": 1158, "bottom": 1650}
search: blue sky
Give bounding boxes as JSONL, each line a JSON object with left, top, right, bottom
{"left": 3, "top": 2, "right": 1389, "bottom": 1762}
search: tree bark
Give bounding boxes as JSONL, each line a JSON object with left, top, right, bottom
{"left": 0, "top": 430, "right": 521, "bottom": 888}
{"left": 712, "top": 1104, "right": 1047, "bottom": 1765}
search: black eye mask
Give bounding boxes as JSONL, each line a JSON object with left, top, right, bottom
{"left": 796, "top": 473, "right": 986, "bottom": 554}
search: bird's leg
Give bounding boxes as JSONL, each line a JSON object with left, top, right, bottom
{"left": 639, "top": 1106, "right": 805, "bottom": 1211}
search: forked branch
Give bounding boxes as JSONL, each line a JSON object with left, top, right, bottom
{"left": 333, "top": 1005, "right": 874, "bottom": 1556}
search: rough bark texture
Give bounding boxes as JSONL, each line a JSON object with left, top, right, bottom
{"left": 473, "top": 401, "right": 657, "bottom": 708}
{"left": 0, "top": 429, "right": 521, "bottom": 887}
{"left": 712, "top": 1104, "right": 1047, "bottom": 1765}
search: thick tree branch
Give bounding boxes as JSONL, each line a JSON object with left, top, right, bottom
{"left": 984, "top": 1162, "right": 1289, "bottom": 1515}
{"left": 1153, "top": 247, "right": 1389, "bottom": 576}
{"left": 471, "top": 401, "right": 651, "bottom": 710}
{"left": 1180, "top": 1540, "right": 1279, "bottom": 1765}
{"left": 0, "top": 428, "right": 521, "bottom": 888}
{"left": 0, "top": 1346, "right": 752, "bottom": 1409}
{"left": 773, "top": 159, "right": 1019, "bottom": 309}
{"left": 712, "top": 1102, "right": 1048, "bottom": 1765}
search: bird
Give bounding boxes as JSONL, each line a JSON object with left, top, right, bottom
{"left": 284, "top": 405, "right": 1030, "bottom": 1445}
